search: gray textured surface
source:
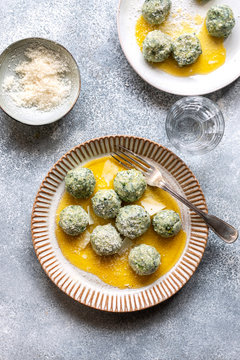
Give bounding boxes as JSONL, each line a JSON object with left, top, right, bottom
{"left": 0, "top": 1, "right": 239, "bottom": 359}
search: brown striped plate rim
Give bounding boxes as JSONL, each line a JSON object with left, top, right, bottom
{"left": 31, "top": 135, "right": 208, "bottom": 312}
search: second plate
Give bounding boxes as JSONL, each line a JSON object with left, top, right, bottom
{"left": 117, "top": 0, "right": 240, "bottom": 95}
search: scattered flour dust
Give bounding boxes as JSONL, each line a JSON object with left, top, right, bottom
{"left": 3, "top": 46, "right": 71, "bottom": 111}
{"left": 130, "top": 0, "right": 205, "bottom": 33}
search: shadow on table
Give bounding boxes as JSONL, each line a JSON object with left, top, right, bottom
{"left": 40, "top": 260, "right": 203, "bottom": 331}
{"left": 27, "top": 220, "right": 235, "bottom": 332}
{"left": 35, "top": 223, "right": 235, "bottom": 329}
{"left": 47, "top": 281, "right": 181, "bottom": 327}
{"left": 0, "top": 112, "right": 66, "bottom": 152}
{"left": 116, "top": 42, "right": 238, "bottom": 112}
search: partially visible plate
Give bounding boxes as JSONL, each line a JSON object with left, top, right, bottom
{"left": 117, "top": 0, "right": 240, "bottom": 95}
{"left": 31, "top": 136, "right": 208, "bottom": 312}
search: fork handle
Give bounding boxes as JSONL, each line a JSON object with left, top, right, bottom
{"left": 161, "top": 183, "right": 238, "bottom": 244}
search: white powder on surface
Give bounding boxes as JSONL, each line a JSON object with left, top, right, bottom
{"left": 128, "top": 0, "right": 206, "bottom": 34}
{"left": 3, "top": 46, "right": 71, "bottom": 111}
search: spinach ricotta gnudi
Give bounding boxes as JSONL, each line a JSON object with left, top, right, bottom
{"left": 142, "top": 0, "right": 171, "bottom": 25}
{"left": 116, "top": 205, "right": 151, "bottom": 239}
{"left": 114, "top": 169, "right": 147, "bottom": 202}
{"left": 91, "top": 189, "right": 121, "bottom": 219}
{"left": 206, "top": 5, "right": 235, "bottom": 38}
{"left": 152, "top": 210, "right": 182, "bottom": 238}
{"left": 129, "top": 244, "right": 161, "bottom": 275}
{"left": 172, "top": 34, "right": 202, "bottom": 67}
{"left": 59, "top": 205, "right": 89, "bottom": 236}
{"left": 65, "top": 167, "right": 96, "bottom": 199}
{"left": 143, "top": 30, "right": 173, "bottom": 63}
{"left": 90, "top": 224, "right": 123, "bottom": 256}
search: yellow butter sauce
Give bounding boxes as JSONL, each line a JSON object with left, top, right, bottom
{"left": 135, "top": 14, "right": 226, "bottom": 77}
{"left": 55, "top": 156, "right": 186, "bottom": 289}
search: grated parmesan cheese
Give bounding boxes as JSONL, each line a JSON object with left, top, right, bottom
{"left": 3, "top": 46, "right": 71, "bottom": 111}
{"left": 2, "top": 75, "right": 15, "bottom": 90}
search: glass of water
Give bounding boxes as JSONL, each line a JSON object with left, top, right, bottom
{"left": 165, "top": 96, "right": 225, "bottom": 155}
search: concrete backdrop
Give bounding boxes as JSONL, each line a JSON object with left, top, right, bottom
{"left": 0, "top": 0, "right": 239, "bottom": 359}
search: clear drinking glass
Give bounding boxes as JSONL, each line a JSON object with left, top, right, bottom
{"left": 165, "top": 97, "right": 225, "bottom": 155}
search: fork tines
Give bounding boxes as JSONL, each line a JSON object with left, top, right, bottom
{"left": 111, "top": 146, "right": 153, "bottom": 174}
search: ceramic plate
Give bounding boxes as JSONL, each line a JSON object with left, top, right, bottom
{"left": 117, "top": 0, "right": 240, "bottom": 95}
{"left": 0, "top": 38, "right": 80, "bottom": 125}
{"left": 31, "top": 136, "right": 208, "bottom": 312}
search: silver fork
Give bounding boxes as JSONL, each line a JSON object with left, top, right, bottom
{"left": 111, "top": 146, "right": 238, "bottom": 244}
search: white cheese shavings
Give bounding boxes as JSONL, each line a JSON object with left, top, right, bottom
{"left": 87, "top": 206, "right": 95, "bottom": 225}
{"left": 141, "top": 198, "right": 166, "bottom": 216}
{"left": 208, "top": 60, "right": 217, "bottom": 64}
{"left": 117, "top": 237, "right": 133, "bottom": 255}
{"left": 3, "top": 46, "right": 71, "bottom": 111}
{"left": 74, "top": 231, "right": 91, "bottom": 253}
{"left": 102, "top": 159, "right": 120, "bottom": 186}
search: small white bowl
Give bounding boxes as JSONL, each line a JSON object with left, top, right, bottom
{"left": 0, "top": 38, "right": 81, "bottom": 125}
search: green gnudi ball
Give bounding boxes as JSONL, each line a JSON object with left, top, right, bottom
{"left": 142, "top": 30, "right": 173, "bottom": 63}
{"left": 91, "top": 189, "right": 121, "bottom": 219}
{"left": 152, "top": 210, "right": 182, "bottom": 238}
{"left": 129, "top": 244, "right": 161, "bottom": 275}
{"left": 172, "top": 34, "right": 202, "bottom": 67}
{"left": 90, "top": 224, "right": 123, "bottom": 256}
{"left": 142, "top": 0, "right": 171, "bottom": 25}
{"left": 116, "top": 205, "right": 151, "bottom": 239}
{"left": 65, "top": 167, "right": 96, "bottom": 199}
{"left": 206, "top": 5, "right": 235, "bottom": 38}
{"left": 59, "top": 205, "right": 89, "bottom": 236}
{"left": 114, "top": 169, "right": 147, "bottom": 202}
